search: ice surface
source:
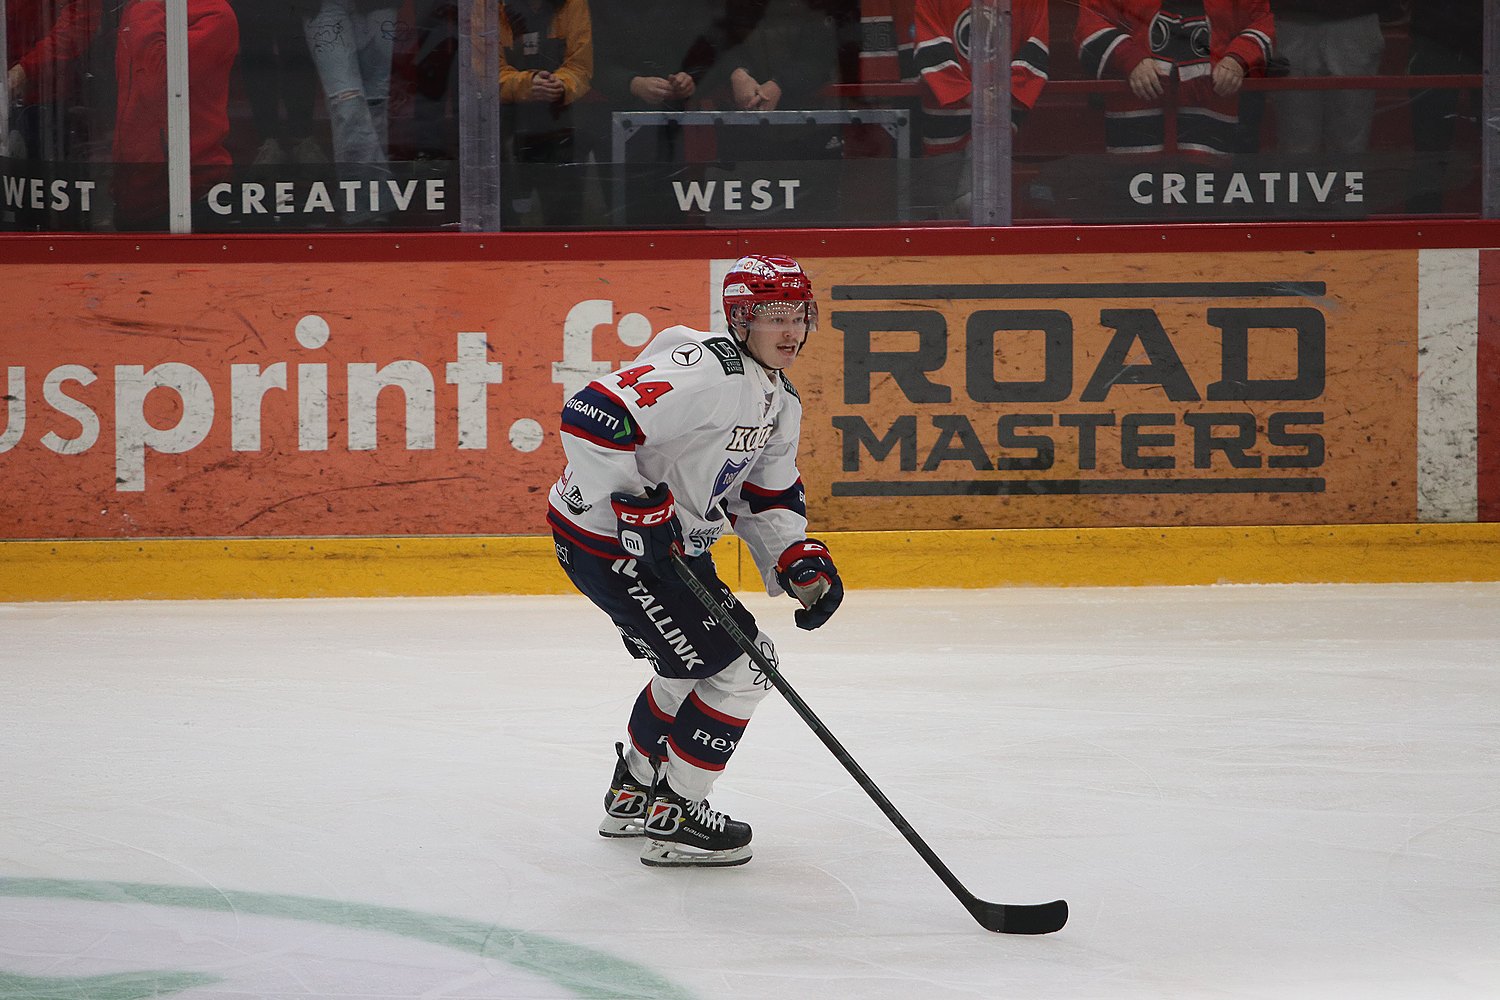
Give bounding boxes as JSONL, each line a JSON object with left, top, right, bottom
{"left": 3, "top": 582, "right": 1497, "bottom": 999}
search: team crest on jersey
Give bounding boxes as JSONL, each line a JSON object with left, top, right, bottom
{"left": 954, "top": 7, "right": 971, "bottom": 60}
{"left": 727, "top": 424, "right": 773, "bottom": 452}
{"left": 955, "top": 5, "right": 1018, "bottom": 63}
{"left": 1150, "top": 11, "right": 1210, "bottom": 58}
{"left": 710, "top": 456, "right": 753, "bottom": 502}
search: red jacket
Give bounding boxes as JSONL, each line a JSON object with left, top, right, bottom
{"left": 16, "top": 0, "right": 238, "bottom": 224}
{"left": 7, "top": 1, "right": 52, "bottom": 71}
{"left": 14, "top": 0, "right": 102, "bottom": 94}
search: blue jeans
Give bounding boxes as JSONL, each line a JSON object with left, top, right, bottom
{"left": 303, "top": 0, "right": 396, "bottom": 165}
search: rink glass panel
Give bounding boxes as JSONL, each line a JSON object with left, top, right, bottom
{"left": 2, "top": 0, "right": 129, "bottom": 230}
{"left": 0, "top": 0, "right": 1489, "bottom": 232}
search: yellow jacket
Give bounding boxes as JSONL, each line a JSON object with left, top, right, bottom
{"left": 497, "top": 0, "right": 593, "bottom": 105}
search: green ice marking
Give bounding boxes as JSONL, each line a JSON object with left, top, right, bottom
{"left": 0, "top": 877, "right": 698, "bottom": 1000}
{"left": 0, "top": 970, "right": 219, "bottom": 999}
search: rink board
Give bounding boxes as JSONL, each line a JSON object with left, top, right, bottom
{"left": 0, "top": 224, "right": 1496, "bottom": 598}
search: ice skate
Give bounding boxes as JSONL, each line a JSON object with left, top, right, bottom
{"left": 639, "top": 783, "right": 752, "bottom": 868}
{"left": 598, "top": 743, "right": 652, "bottom": 838}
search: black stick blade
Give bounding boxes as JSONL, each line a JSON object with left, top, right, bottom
{"left": 968, "top": 897, "right": 1069, "bottom": 935}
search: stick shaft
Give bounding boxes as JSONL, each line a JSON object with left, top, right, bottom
{"left": 668, "top": 553, "right": 982, "bottom": 906}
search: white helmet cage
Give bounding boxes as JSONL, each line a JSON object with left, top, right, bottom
{"left": 722, "top": 254, "right": 818, "bottom": 345}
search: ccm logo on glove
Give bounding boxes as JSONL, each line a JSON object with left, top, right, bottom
{"left": 775, "top": 538, "right": 844, "bottom": 630}
{"left": 610, "top": 482, "right": 684, "bottom": 572}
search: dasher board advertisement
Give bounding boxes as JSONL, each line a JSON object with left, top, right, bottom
{"left": 0, "top": 246, "right": 1492, "bottom": 539}
{"left": 797, "top": 252, "right": 1417, "bottom": 529}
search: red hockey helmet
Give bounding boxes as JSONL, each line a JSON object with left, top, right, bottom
{"left": 722, "top": 254, "right": 818, "bottom": 342}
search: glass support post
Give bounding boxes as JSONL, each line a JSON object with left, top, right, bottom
{"left": 1485, "top": 1, "right": 1499, "bottom": 218}
{"left": 459, "top": 0, "right": 502, "bottom": 231}
{"left": 969, "top": 0, "right": 1012, "bottom": 227}
{"left": 166, "top": 0, "right": 192, "bottom": 232}
{"left": 0, "top": 0, "right": 9, "bottom": 157}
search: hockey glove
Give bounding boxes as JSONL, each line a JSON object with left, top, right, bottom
{"left": 775, "top": 538, "right": 844, "bottom": 631}
{"left": 611, "top": 482, "right": 683, "bottom": 575}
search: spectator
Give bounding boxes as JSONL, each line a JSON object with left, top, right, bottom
{"left": 497, "top": 0, "right": 593, "bottom": 227}
{"left": 230, "top": 1, "right": 328, "bottom": 165}
{"left": 855, "top": 0, "right": 916, "bottom": 83}
{"left": 1271, "top": 0, "right": 1395, "bottom": 159}
{"left": 586, "top": 0, "right": 763, "bottom": 223}
{"left": 5, "top": 0, "right": 60, "bottom": 159}
{"left": 706, "top": 0, "right": 842, "bottom": 164}
{"left": 1405, "top": 0, "right": 1481, "bottom": 214}
{"left": 1076, "top": 0, "right": 1273, "bottom": 157}
{"left": 912, "top": 0, "right": 1048, "bottom": 218}
{"left": 914, "top": 0, "right": 1049, "bottom": 156}
{"left": 301, "top": 0, "right": 395, "bottom": 172}
{"left": 711, "top": 0, "right": 839, "bottom": 114}
{"left": 9, "top": 0, "right": 239, "bottom": 230}
{"left": 403, "top": 0, "right": 460, "bottom": 160}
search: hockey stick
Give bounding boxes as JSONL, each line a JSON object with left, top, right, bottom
{"left": 668, "top": 551, "right": 1068, "bottom": 935}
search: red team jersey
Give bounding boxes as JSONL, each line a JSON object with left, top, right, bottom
{"left": 1075, "top": 0, "right": 1273, "bottom": 156}
{"left": 913, "top": 0, "right": 1050, "bottom": 156}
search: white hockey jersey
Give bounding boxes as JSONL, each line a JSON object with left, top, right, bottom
{"left": 548, "top": 325, "right": 810, "bottom": 595}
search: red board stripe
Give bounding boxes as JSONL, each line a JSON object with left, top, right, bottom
{"left": 1479, "top": 252, "right": 1500, "bottom": 521}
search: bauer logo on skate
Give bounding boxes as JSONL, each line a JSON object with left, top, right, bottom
{"left": 802, "top": 251, "right": 1422, "bottom": 530}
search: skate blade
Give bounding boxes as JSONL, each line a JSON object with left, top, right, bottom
{"left": 598, "top": 816, "right": 645, "bottom": 838}
{"left": 640, "top": 839, "right": 752, "bottom": 868}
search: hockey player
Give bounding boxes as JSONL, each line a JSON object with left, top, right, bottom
{"left": 547, "top": 254, "right": 844, "bottom": 868}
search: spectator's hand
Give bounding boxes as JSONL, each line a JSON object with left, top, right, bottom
{"left": 1211, "top": 57, "right": 1246, "bottom": 96}
{"left": 7, "top": 63, "right": 27, "bottom": 97}
{"left": 530, "top": 70, "right": 565, "bottom": 103}
{"left": 630, "top": 75, "right": 677, "bottom": 105}
{"left": 758, "top": 79, "right": 782, "bottom": 111}
{"left": 730, "top": 67, "right": 764, "bottom": 110}
{"left": 1127, "top": 58, "right": 1164, "bottom": 100}
{"left": 667, "top": 71, "right": 695, "bottom": 101}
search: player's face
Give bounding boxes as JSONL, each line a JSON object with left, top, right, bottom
{"left": 742, "top": 308, "right": 809, "bottom": 371}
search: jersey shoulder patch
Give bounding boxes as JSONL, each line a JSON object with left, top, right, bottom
{"left": 778, "top": 370, "right": 800, "bottom": 399}
{"left": 703, "top": 337, "right": 746, "bottom": 376}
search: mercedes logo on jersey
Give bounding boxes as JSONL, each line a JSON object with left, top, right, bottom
{"left": 672, "top": 344, "right": 703, "bottom": 366}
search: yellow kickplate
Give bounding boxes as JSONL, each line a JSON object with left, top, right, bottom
{"left": 1, "top": 523, "right": 1496, "bottom": 602}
